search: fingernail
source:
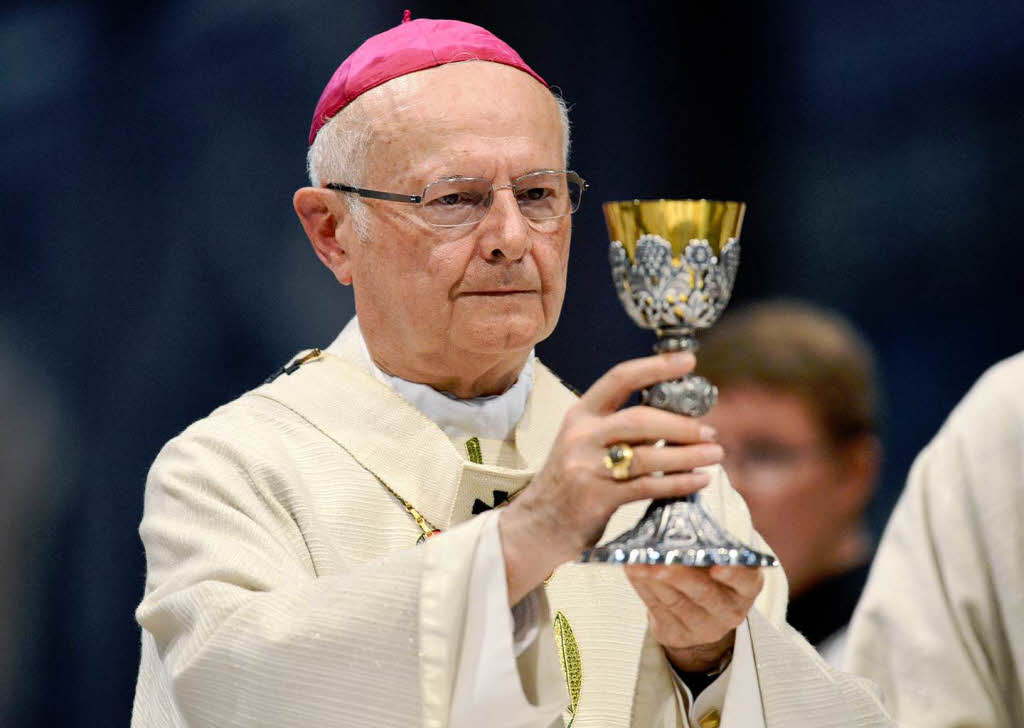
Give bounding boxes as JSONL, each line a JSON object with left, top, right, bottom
{"left": 700, "top": 426, "right": 717, "bottom": 442}
{"left": 671, "top": 351, "right": 694, "bottom": 365}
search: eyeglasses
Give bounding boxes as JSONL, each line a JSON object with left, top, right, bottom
{"left": 326, "top": 170, "right": 587, "bottom": 228}
{"left": 721, "top": 440, "right": 831, "bottom": 483}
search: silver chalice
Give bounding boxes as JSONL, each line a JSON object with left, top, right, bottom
{"left": 581, "top": 199, "right": 777, "bottom": 568}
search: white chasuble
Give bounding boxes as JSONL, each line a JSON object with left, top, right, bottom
{"left": 846, "top": 353, "right": 1024, "bottom": 726}
{"left": 133, "top": 320, "right": 896, "bottom": 727}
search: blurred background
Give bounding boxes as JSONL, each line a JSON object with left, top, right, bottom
{"left": 2, "top": 0, "right": 1022, "bottom": 724}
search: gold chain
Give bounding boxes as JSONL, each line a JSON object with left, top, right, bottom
{"left": 376, "top": 450, "right": 524, "bottom": 545}
{"left": 375, "top": 481, "right": 441, "bottom": 544}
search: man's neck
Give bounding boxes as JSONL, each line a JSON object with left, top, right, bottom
{"left": 352, "top": 328, "right": 536, "bottom": 440}
{"left": 791, "top": 525, "right": 872, "bottom": 598}
{"left": 369, "top": 348, "right": 531, "bottom": 399}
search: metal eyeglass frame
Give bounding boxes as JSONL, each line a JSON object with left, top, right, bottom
{"left": 325, "top": 169, "right": 587, "bottom": 227}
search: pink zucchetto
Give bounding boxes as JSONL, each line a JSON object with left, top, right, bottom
{"left": 308, "top": 10, "right": 548, "bottom": 145}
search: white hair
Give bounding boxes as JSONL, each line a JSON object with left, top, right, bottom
{"left": 307, "top": 72, "right": 572, "bottom": 239}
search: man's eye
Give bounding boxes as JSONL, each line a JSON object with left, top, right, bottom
{"left": 744, "top": 443, "right": 800, "bottom": 466}
{"left": 520, "top": 187, "right": 550, "bottom": 201}
{"left": 434, "top": 192, "right": 480, "bottom": 206}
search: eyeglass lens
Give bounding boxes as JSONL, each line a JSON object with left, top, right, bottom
{"left": 420, "top": 172, "right": 584, "bottom": 227}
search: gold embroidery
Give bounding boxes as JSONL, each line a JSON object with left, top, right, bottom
{"left": 698, "top": 709, "right": 721, "bottom": 728}
{"left": 465, "top": 436, "right": 484, "bottom": 464}
{"left": 553, "top": 610, "right": 583, "bottom": 726}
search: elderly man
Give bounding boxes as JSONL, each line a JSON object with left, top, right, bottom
{"left": 132, "top": 15, "right": 893, "bottom": 728}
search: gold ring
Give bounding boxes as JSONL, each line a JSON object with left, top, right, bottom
{"left": 604, "top": 443, "right": 634, "bottom": 481}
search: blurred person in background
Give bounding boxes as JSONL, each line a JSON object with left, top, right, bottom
{"left": 698, "top": 300, "right": 882, "bottom": 666}
{"left": 846, "top": 352, "right": 1024, "bottom": 726}
{"left": 0, "top": 322, "right": 73, "bottom": 725}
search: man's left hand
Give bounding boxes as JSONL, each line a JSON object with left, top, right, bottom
{"left": 625, "top": 564, "right": 764, "bottom": 672}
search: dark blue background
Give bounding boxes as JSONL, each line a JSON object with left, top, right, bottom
{"left": 3, "top": 1, "right": 1022, "bottom": 724}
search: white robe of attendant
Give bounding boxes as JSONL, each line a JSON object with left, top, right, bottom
{"left": 133, "top": 318, "right": 894, "bottom": 727}
{"left": 846, "top": 352, "right": 1024, "bottom": 726}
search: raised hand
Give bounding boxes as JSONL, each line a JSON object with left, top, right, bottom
{"left": 499, "top": 351, "right": 723, "bottom": 605}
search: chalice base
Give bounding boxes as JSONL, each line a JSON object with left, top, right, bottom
{"left": 580, "top": 495, "right": 778, "bottom": 567}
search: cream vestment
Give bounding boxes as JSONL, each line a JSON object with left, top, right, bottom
{"left": 134, "top": 320, "right": 894, "bottom": 727}
{"left": 846, "top": 352, "right": 1024, "bottom": 726}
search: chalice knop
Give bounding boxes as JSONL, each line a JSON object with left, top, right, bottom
{"left": 581, "top": 199, "right": 777, "bottom": 568}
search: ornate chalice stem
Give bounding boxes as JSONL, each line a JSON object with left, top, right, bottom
{"left": 644, "top": 329, "right": 719, "bottom": 424}
{"left": 581, "top": 200, "right": 778, "bottom": 568}
{"left": 644, "top": 328, "right": 716, "bottom": 512}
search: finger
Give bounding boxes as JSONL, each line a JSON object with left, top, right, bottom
{"left": 636, "top": 566, "right": 759, "bottom": 625}
{"left": 628, "top": 575, "right": 702, "bottom": 630}
{"left": 626, "top": 573, "right": 684, "bottom": 622}
{"left": 618, "top": 565, "right": 684, "bottom": 606}
{"left": 612, "top": 443, "right": 723, "bottom": 479}
{"left": 647, "top": 596, "right": 701, "bottom": 638}
{"left": 628, "top": 570, "right": 733, "bottom": 647}
{"left": 580, "top": 353, "right": 696, "bottom": 414}
{"left": 627, "top": 574, "right": 667, "bottom": 610}
{"left": 598, "top": 406, "right": 718, "bottom": 446}
{"left": 641, "top": 588, "right": 717, "bottom": 648}
{"left": 617, "top": 470, "right": 711, "bottom": 504}
{"left": 710, "top": 565, "right": 765, "bottom": 600}
{"left": 668, "top": 569, "right": 749, "bottom": 624}
{"left": 622, "top": 569, "right": 663, "bottom": 602}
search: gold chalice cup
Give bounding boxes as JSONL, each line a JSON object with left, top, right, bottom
{"left": 581, "top": 199, "right": 777, "bottom": 568}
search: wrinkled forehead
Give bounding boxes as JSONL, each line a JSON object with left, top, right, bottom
{"left": 353, "top": 62, "right": 565, "bottom": 181}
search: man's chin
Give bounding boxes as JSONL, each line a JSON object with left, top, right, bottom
{"left": 454, "top": 316, "right": 549, "bottom": 355}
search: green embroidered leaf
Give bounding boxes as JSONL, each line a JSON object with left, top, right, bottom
{"left": 553, "top": 610, "right": 582, "bottom": 722}
{"left": 465, "top": 436, "right": 483, "bottom": 464}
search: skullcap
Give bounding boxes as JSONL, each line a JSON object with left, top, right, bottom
{"left": 308, "top": 10, "right": 548, "bottom": 145}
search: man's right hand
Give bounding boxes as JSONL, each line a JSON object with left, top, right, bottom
{"left": 498, "top": 352, "right": 723, "bottom": 605}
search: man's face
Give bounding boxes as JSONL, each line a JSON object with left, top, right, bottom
{"left": 703, "top": 385, "right": 856, "bottom": 595}
{"left": 339, "top": 62, "right": 570, "bottom": 388}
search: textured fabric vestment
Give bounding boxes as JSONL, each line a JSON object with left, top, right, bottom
{"left": 847, "top": 352, "right": 1024, "bottom": 726}
{"left": 133, "top": 320, "right": 896, "bottom": 727}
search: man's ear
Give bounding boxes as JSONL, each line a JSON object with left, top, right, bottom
{"left": 837, "top": 433, "right": 882, "bottom": 515}
{"left": 293, "top": 187, "right": 357, "bottom": 285}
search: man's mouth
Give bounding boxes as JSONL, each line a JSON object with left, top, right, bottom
{"left": 460, "top": 289, "right": 536, "bottom": 296}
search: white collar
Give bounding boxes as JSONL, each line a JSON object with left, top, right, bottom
{"left": 329, "top": 322, "right": 535, "bottom": 441}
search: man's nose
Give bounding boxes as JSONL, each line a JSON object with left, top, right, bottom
{"left": 479, "top": 187, "right": 530, "bottom": 261}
